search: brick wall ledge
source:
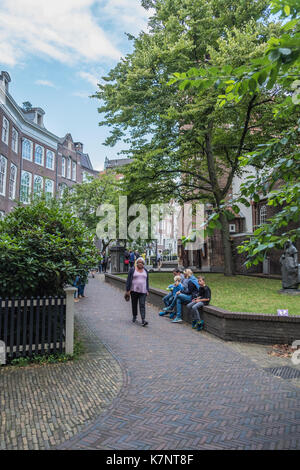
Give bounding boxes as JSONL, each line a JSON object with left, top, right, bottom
{"left": 104, "top": 273, "right": 300, "bottom": 345}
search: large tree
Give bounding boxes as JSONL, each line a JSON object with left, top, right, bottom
{"left": 175, "top": 0, "right": 300, "bottom": 267}
{"left": 95, "top": 0, "right": 286, "bottom": 275}
{"left": 61, "top": 172, "right": 120, "bottom": 252}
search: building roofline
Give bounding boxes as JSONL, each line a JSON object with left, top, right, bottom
{"left": 2, "top": 91, "right": 60, "bottom": 143}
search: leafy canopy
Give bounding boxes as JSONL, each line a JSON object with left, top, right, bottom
{"left": 0, "top": 199, "right": 99, "bottom": 298}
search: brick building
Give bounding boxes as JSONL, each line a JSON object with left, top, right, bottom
{"left": 0, "top": 71, "right": 98, "bottom": 218}
{"left": 178, "top": 167, "right": 299, "bottom": 275}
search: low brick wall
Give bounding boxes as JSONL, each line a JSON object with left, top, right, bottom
{"left": 105, "top": 273, "right": 300, "bottom": 345}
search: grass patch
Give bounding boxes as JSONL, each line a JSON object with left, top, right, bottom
{"left": 119, "top": 273, "right": 300, "bottom": 315}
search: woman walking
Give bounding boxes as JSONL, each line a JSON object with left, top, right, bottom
{"left": 125, "top": 257, "right": 149, "bottom": 326}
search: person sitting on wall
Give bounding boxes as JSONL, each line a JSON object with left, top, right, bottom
{"left": 170, "top": 269, "right": 199, "bottom": 323}
{"left": 158, "top": 275, "right": 183, "bottom": 316}
{"left": 159, "top": 269, "right": 184, "bottom": 313}
{"left": 186, "top": 276, "right": 211, "bottom": 331}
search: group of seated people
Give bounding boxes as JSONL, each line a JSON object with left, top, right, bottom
{"left": 159, "top": 269, "right": 211, "bottom": 331}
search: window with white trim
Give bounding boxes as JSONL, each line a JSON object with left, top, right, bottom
{"left": 20, "top": 170, "right": 32, "bottom": 203}
{"left": 46, "top": 150, "right": 54, "bottom": 170}
{"left": 61, "top": 157, "right": 66, "bottom": 177}
{"left": 72, "top": 161, "right": 76, "bottom": 181}
{"left": 67, "top": 157, "right": 71, "bottom": 179}
{"left": 35, "top": 145, "right": 44, "bottom": 166}
{"left": 45, "top": 179, "right": 54, "bottom": 200}
{"left": 59, "top": 182, "right": 68, "bottom": 198}
{"left": 8, "top": 163, "right": 17, "bottom": 200}
{"left": 22, "top": 139, "right": 33, "bottom": 161}
{"left": 2, "top": 117, "right": 9, "bottom": 145}
{"left": 259, "top": 205, "right": 267, "bottom": 225}
{"left": 82, "top": 171, "right": 89, "bottom": 183}
{"left": 0, "top": 155, "right": 7, "bottom": 196}
{"left": 34, "top": 175, "right": 43, "bottom": 196}
{"left": 12, "top": 128, "right": 18, "bottom": 153}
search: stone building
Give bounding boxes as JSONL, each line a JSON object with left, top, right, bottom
{"left": 0, "top": 71, "right": 98, "bottom": 218}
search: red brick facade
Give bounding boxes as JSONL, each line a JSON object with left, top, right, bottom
{"left": 0, "top": 71, "right": 98, "bottom": 217}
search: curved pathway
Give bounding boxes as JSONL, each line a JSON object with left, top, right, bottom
{"left": 0, "top": 317, "right": 122, "bottom": 450}
{"left": 59, "top": 276, "right": 300, "bottom": 450}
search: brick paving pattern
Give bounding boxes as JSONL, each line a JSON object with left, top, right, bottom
{"left": 0, "top": 316, "right": 123, "bottom": 450}
{"left": 58, "top": 276, "right": 300, "bottom": 450}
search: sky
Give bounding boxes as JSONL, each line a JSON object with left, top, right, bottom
{"left": 0, "top": 0, "right": 152, "bottom": 171}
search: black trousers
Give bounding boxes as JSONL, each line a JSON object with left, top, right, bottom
{"left": 131, "top": 292, "right": 146, "bottom": 321}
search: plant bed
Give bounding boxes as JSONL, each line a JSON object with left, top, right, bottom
{"left": 106, "top": 273, "right": 300, "bottom": 345}
{"left": 119, "top": 272, "right": 300, "bottom": 316}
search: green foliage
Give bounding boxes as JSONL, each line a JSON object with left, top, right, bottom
{"left": 119, "top": 272, "right": 300, "bottom": 314}
{"left": 0, "top": 199, "right": 99, "bottom": 298}
{"left": 95, "top": 0, "right": 281, "bottom": 275}
{"left": 170, "top": 0, "right": 300, "bottom": 267}
{"left": 61, "top": 172, "right": 120, "bottom": 235}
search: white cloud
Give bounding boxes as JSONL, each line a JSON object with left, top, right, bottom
{"left": 0, "top": 0, "right": 122, "bottom": 67}
{"left": 35, "top": 79, "right": 56, "bottom": 88}
{"left": 99, "top": 0, "right": 152, "bottom": 35}
{"left": 72, "top": 91, "right": 90, "bottom": 99}
{"left": 78, "top": 71, "right": 100, "bottom": 87}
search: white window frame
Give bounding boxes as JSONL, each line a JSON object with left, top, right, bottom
{"left": 259, "top": 205, "right": 267, "bottom": 225}
{"left": 67, "top": 157, "right": 71, "bottom": 179}
{"left": 82, "top": 171, "right": 89, "bottom": 183}
{"left": 33, "top": 174, "right": 43, "bottom": 196}
{"left": 20, "top": 170, "right": 32, "bottom": 204}
{"left": 34, "top": 145, "right": 44, "bottom": 166}
{"left": 45, "top": 178, "right": 54, "bottom": 200}
{"left": 0, "top": 155, "right": 7, "bottom": 196}
{"left": 11, "top": 128, "right": 18, "bottom": 153}
{"left": 8, "top": 163, "right": 17, "bottom": 200}
{"left": 61, "top": 157, "right": 66, "bottom": 177}
{"left": 59, "top": 182, "right": 68, "bottom": 199}
{"left": 46, "top": 150, "right": 55, "bottom": 170}
{"left": 2, "top": 117, "right": 9, "bottom": 145}
{"left": 22, "top": 139, "right": 33, "bottom": 161}
{"left": 72, "top": 161, "right": 76, "bottom": 181}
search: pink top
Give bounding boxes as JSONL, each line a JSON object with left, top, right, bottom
{"left": 131, "top": 269, "right": 147, "bottom": 294}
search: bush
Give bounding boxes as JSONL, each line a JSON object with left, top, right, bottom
{"left": 0, "top": 199, "right": 99, "bottom": 298}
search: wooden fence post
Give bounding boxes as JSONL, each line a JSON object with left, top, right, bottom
{"left": 64, "top": 287, "right": 77, "bottom": 355}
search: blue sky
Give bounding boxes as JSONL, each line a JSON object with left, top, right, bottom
{"left": 0, "top": 0, "right": 152, "bottom": 171}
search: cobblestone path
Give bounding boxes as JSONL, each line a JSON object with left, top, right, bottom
{"left": 0, "top": 315, "right": 123, "bottom": 450}
{"left": 59, "top": 276, "right": 300, "bottom": 450}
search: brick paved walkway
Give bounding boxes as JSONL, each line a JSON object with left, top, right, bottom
{"left": 59, "top": 276, "right": 300, "bottom": 450}
{"left": 0, "top": 315, "right": 123, "bottom": 450}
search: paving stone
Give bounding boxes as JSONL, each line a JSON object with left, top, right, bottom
{"left": 2, "top": 275, "right": 300, "bottom": 450}
{"left": 58, "top": 276, "right": 300, "bottom": 450}
{"left": 0, "top": 308, "right": 123, "bottom": 450}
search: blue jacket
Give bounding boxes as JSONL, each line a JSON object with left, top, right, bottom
{"left": 180, "top": 276, "right": 199, "bottom": 299}
{"left": 172, "top": 283, "right": 183, "bottom": 296}
{"left": 126, "top": 267, "right": 149, "bottom": 292}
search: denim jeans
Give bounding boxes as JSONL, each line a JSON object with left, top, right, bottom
{"left": 163, "top": 292, "right": 173, "bottom": 308}
{"left": 187, "top": 301, "right": 204, "bottom": 321}
{"left": 78, "top": 283, "right": 85, "bottom": 297}
{"left": 175, "top": 293, "right": 192, "bottom": 318}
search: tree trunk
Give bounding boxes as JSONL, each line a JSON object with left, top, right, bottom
{"left": 219, "top": 212, "right": 234, "bottom": 276}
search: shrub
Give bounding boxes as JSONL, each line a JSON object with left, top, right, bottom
{"left": 0, "top": 199, "right": 99, "bottom": 298}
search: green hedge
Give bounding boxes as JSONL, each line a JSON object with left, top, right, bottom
{"left": 0, "top": 199, "right": 99, "bottom": 298}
